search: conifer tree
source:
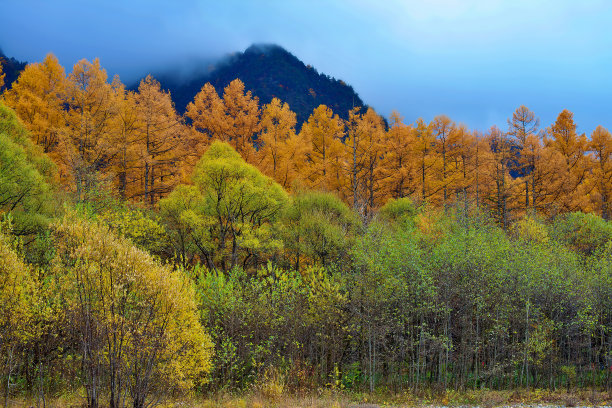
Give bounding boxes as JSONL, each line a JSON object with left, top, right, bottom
{"left": 431, "top": 115, "right": 458, "bottom": 207}
{"left": 298, "top": 105, "right": 345, "bottom": 195}
{"left": 2, "top": 54, "right": 67, "bottom": 154}
{"left": 507, "top": 105, "right": 540, "bottom": 211}
{"left": 186, "top": 79, "right": 260, "bottom": 163}
{"left": 546, "top": 109, "right": 589, "bottom": 213}
{"left": 60, "top": 58, "right": 117, "bottom": 201}
{"left": 134, "top": 75, "right": 186, "bottom": 205}
{"left": 257, "top": 97, "right": 298, "bottom": 185}
{"left": 413, "top": 118, "right": 439, "bottom": 203}
{"left": 380, "top": 112, "right": 417, "bottom": 200}
{"left": 344, "top": 107, "right": 386, "bottom": 216}
{"left": 589, "top": 125, "right": 612, "bottom": 219}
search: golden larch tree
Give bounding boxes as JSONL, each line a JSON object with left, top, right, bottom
{"left": 222, "top": 79, "right": 261, "bottom": 163}
{"left": 413, "top": 118, "right": 439, "bottom": 204}
{"left": 451, "top": 124, "right": 477, "bottom": 209}
{"left": 471, "top": 130, "right": 495, "bottom": 210}
{"left": 185, "top": 79, "right": 260, "bottom": 163}
{"left": 588, "top": 125, "right": 612, "bottom": 220}
{"left": 185, "top": 82, "right": 225, "bottom": 152}
{"left": 2, "top": 54, "right": 67, "bottom": 154}
{"left": 298, "top": 104, "right": 345, "bottom": 195}
{"left": 431, "top": 115, "right": 458, "bottom": 207}
{"left": 109, "top": 78, "right": 142, "bottom": 200}
{"left": 257, "top": 97, "right": 298, "bottom": 184}
{"left": 60, "top": 58, "right": 118, "bottom": 201}
{"left": 344, "top": 106, "right": 386, "bottom": 216}
{"left": 0, "top": 59, "right": 5, "bottom": 90}
{"left": 484, "top": 126, "right": 518, "bottom": 228}
{"left": 379, "top": 111, "right": 418, "bottom": 200}
{"left": 507, "top": 105, "right": 540, "bottom": 212}
{"left": 134, "top": 75, "right": 187, "bottom": 206}
{"left": 545, "top": 109, "right": 589, "bottom": 213}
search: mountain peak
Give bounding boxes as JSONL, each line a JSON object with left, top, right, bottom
{"left": 244, "top": 43, "right": 288, "bottom": 55}
{"left": 156, "top": 44, "right": 365, "bottom": 127}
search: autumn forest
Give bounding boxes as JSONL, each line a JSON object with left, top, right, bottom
{"left": 0, "top": 52, "right": 611, "bottom": 407}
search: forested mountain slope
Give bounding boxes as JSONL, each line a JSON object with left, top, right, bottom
{"left": 156, "top": 44, "right": 365, "bottom": 126}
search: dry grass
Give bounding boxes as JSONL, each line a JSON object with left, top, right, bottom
{"left": 8, "top": 388, "right": 612, "bottom": 407}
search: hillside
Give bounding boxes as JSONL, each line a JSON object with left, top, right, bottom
{"left": 156, "top": 44, "right": 365, "bottom": 126}
{"left": 0, "top": 49, "right": 26, "bottom": 91}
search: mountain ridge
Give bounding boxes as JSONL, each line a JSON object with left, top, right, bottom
{"left": 1, "top": 44, "right": 366, "bottom": 128}
{"left": 154, "top": 43, "right": 366, "bottom": 127}
{"left": 0, "top": 49, "right": 27, "bottom": 92}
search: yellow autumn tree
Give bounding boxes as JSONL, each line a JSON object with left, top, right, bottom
{"left": 471, "top": 131, "right": 495, "bottom": 210}
{"left": 484, "top": 126, "right": 518, "bottom": 228}
{"left": 222, "top": 79, "right": 261, "bottom": 162}
{"left": 53, "top": 212, "right": 212, "bottom": 408}
{"left": 0, "top": 59, "right": 5, "bottom": 90}
{"left": 133, "top": 75, "right": 187, "bottom": 205}
{"left": 2, "top": 54, "right": 67, "bottom": 154}
{"left": 379, "top": 111, "right": 418, "bottom": 200}
{"left": 257, "top": 97, "right": 299, "bottom": 186}
{"left": 545, "top": 109, "right": 589, "bottom": 213}
{"left": 0, "top": 230, "right": 35, "bottom": 403}
{"left": 431, "top": 115, "right": 459, "bottom": 207}
{"left": 344, "top": 106, "right": 386, "bottom": 216}
{"left": 507, "top": 105, "right": 540, "bottom": 212}
{"left": 451, "top": 124, "right": 477, "bottom": 208}
{"left": 186, "top": 79, "right": 260, "bottom": 163}
{"left": 185, "top": 82, "right": 225, "bottom": 153}
{"left": 59, "top": 58, "right": 117, "bottom": 201}
{"left": 109, "top": 78, "right": 142, "bottom": 200}
{"left": 413, "top": 118, "right": 439, "bottom": 204}
{"left": 273, "top": 130, "right": 311, "bottom": 190}
{"left": 298, "top": 105, "right": 345, "bottom": 195}
{"left": 588, "top": 125, "right": 612, "bottom": 220}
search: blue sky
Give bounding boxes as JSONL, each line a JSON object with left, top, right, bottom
{"left": 1, "top": 0, "right": 611, "bottom": 134}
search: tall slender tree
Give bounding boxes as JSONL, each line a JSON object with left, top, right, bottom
{"left": 2, "top": 54, "right": 67, "bottom": 154}
{"left": 588, "top": 126, "right": 612, "bottom": 219}
{"left": 380, "top": 112, "right": 418, "bottom": 200}
{"left": 431, "top": 115, "right": 457, "bottom": 208}
{"left": 134, "top": 75, "right": 186, "bottom": 206}
{"left": 60, "top": 58, "right": 117, "bottom": 201}
{"left": 546, "top": 109, "right": 589, "bottom": 213}
{"left": 257, "top": 98, "right": 297, "bottom": 184}
{"left": 186, "top": 79, "right": 260, "bottom": 164}
{"left": 344, "top": 107, "right": 386, "bottom": 216}
{"left": 507, "top": 105, "right": 540, "bottom": 212}
{"left": 298, "top": 105, "right": 345, "bottom": 195}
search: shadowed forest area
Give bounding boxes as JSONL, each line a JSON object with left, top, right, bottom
{"left": 0, "top": 54, "right": 611, "bottom": 408}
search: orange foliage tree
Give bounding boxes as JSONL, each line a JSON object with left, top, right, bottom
{"left": 298, "top": 104, "right": 345, "bottom": 195}
{"left": 588, "top": 125, "right": 612, "bottom": 219}
{"left": 186, "top": 79, "right": 260, "bottom": 163}
{"left": 133, "top": 75, "right": 187, "bottom": 205}
{"left": 545, "top": 109, "right": 590, "bottom": 213}
{"left": 380, "top": 112, "right": 418, "bottom": 200}
{"left": 60, "top": 58, "right": 118, "bottom": 201}
{"left": 3, "top": 54, "right": 67, "bottom": 154}
{"left": 344, "top": 107, "right": 386, "bottom": 216}
{"left": 256, "top": 97, "right": 301, "bottom": 188}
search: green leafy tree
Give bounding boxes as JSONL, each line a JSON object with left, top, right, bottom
{"left": 160, "top": 141, "right": 288, "bottom": 271}
{"left": 549, "top": 211, "right": 612, "bottom": 256}
{"left": 0, "top": 102, "right": 56, "bottom": 236}
{"left": 98, "top": 205, "right": 167, "bottom": 256}
{"left": 281, "top": 190, "right": 359, "bottom": 269}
